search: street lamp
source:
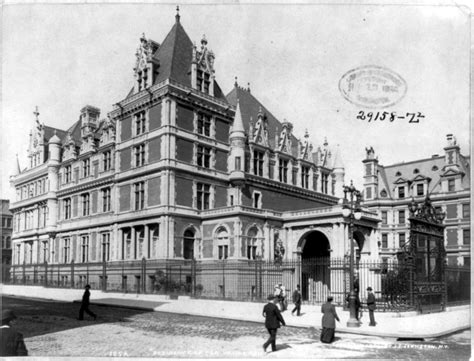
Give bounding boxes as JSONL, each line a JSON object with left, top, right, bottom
{"left": 342, "top": 180, "right": 362, "bottom": 328}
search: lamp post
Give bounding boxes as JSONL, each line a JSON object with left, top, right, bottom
{"left": 342, "top": 180, "right": 362, "bottom": 328}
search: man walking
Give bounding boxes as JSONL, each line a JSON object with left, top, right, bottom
{"left": 291, "top": 285, "right": 302, "bottom": 316}
{"left": 78, "top": 284, "right": 97, "bottom": 321}
{"left": 262, "top": 294, "right": 286, "bottom": 353}
{"left": 0, "top": 309, "right": 28, "bottom": 356}
{"left": 366, "top": 286, "right": 376, "bottom": 326}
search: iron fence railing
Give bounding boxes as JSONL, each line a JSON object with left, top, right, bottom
{"left": 4, "top": 258, "right": 470, "bottom": 310}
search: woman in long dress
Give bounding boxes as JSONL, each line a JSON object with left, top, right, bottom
{"left": 320, "top": 296, "right": 340, "bottom": 343}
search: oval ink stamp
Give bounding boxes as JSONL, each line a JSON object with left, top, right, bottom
{"left": 339, "top": 65, "right": 407, "bottom": 108}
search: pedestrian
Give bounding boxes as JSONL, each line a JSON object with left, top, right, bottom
{"left": 354, "top": 287, "right": 361, "bottom": 321}
{"left": 366, "top": 286, "right": 376, "bottom": 326}
{"left": 262, "top": 294, "right": 286, "bottom": 353}
{"left": 320, "top": 296, "right": 340, "bottom": 344}
{"left": 273, "top": 284, "right": 282, "bottom": 310}
{"left": 280, "top": 284, "right": 287, "bottom": 311}
{"left": 291, "top": 285, "right": 302, "bottom": 316}
{"left": 78, "top": 284, "right": 97, "bottom": 321}
{"left": 0, "top": 309, "right": 28, "bottom": 356}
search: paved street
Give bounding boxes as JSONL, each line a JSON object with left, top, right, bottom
{"left": 3, "top": 296, "right": 471, "bottom": 359}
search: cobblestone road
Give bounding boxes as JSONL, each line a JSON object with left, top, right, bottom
{"left": 4, "top": 296, "right": 471, "bottom": 359}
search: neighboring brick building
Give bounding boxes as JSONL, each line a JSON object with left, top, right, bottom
{"left": 9, "top": 11, "right": 380, "bottom": 299}
{"left": 1, "top": 199, "right": 13, "bottom": 281}
{"left": 362, "top": 135, "right": 470, "bottom": 267}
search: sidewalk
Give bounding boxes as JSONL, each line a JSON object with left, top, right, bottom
{"left": 2, "top": 284, "right": 470, "bottom": 339}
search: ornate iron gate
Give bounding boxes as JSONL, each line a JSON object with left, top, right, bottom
{"left": 398, "top": 196, "right": 447, "bottom": 313}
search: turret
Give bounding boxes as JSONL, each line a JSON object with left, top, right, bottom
{"left": 332, "top": 144, "right": 345, "bottom": 198}
{"left": 229, "top": 100, "right": 246, "bottom": 186}
{"left": 362, "top": 146, "right": 378, "bottom": 200}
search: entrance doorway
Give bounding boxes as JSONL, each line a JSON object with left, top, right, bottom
{"left": 299, "top": 231, "right": 331, "bottom": 302}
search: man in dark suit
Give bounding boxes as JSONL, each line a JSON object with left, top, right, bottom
{"left": 291, "top": 285, "right": 302, "bottom": 316}
{"left": 0, "top": 309, "right": 28, "bottom": 356}
{"left": 262, "top": 294, "right": 286, "bottom": 352}
{"left": 367, "top": 286, "right": 376, "bottom": 326}
{"left": 78, "top": 284, "right": 97, "bottom": 321}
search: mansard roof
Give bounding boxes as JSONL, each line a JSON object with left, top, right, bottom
{"left": 377, "top": 153, "right": 470, "bottom": 196}
{"left": 44, "top": 126, "right": 67, "bottom": 144}
{"left": 226, "top": 85, "right": 299, "bottom": 156}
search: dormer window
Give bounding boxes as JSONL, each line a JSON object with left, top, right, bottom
{"left": 197, "top": 70, "right": 210, "bottom": 94}
{"left": 416, "top": 183, "right": 424, "bottom": 196}
{"left": 398, "top": 186, "right": 405, "bottom": 198}
{"left": 279, "top": 158, "right": 289, "bottom": 183}
{"left": 395, "top": 171, "right": 402, "bottom": 177}
{"left": 448, "top": 179, "right": 455, "bottom": 192}
{"left": 65, "top": 165, "right": 72, "bottom": 183}
{"left": 253, "top": 150, "right": 264, "bottom": 176}
{"left": 413, "top": 168, "right": 419, "bottom": 174}
{"left": 83, "top": 158, "right": 90, "bottom": 178}
{"left": 301, "top": 166, "right": 310, "bottom": 189}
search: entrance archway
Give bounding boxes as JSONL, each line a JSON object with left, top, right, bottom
{"left": 299, "top": 231, "right": 331, "bottom": 302}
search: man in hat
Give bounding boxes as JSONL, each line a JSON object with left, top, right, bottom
{"left": 0, "top": 309, "right": 28, "bottom": 356}
{"left": 291, "top": 285, "right": 302, "bottom": 316}
{"left": 78, "top": 284, "right": 97, "bottom": 321}
{"left": 366, "top": 286, "right": 376, "bottom": 326}
{"left": 262, "top": 294, "right": 286, "bottom": 353}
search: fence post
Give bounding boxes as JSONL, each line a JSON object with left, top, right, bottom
{"left": 141, "top": 257, "right": 146, "bottom": 294}
{"left": 191, "top": 258, "right": 196, "bottom": 297}
{"left": 44, "top": 262, "right": 48, "bottom": 287}
{"left": 71, "top": 259, "right": 75, "bottom": 288}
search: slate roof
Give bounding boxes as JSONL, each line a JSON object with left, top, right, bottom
{"left": 376, "top": 153, "right": 470, "bottom": 198}
{"left": 226, "top": 85, "right": 299, "bottom": 157}
{"left": 44, "top": 126, "right": 68, "bottom": 144}
{"left": 127, "top": 17, "right": 228, "bottom": 103}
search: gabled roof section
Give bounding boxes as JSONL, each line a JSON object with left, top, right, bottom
{"left": 62, "top": 120, "right": 82, "bottom": 146}
{"left": 44, "top": 126, "right": 68, "bottom": 144}
{"left": 153, "top": 20, "right": 193, "bottom": 87}
{"left": 226, "top": 86, "right": 298, "bottom": 156}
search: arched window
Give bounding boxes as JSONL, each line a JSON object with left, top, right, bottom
{"left": 183, "top": 229, "right": 195, "bottom": 260}
{"left": 216, "top": 227, "right": 229, "bottom": 260}
{"left": 247, "top": 227, "right": 259, "bottom": 260}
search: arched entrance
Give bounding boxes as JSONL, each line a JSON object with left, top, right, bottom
{"left": 299, "top": 231, "right": 331, "bottom": 302}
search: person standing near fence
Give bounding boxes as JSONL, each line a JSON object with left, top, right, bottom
{"left": 366, "top": 286, "right": 376, "bottom": 326}
{"left": 78, "top": 285, "right": 97, "bottom": 321}
{"left": 320, "top": 296, "right": 340, "bottom": 344}
{"left": 291, "top": 285, "right": 302, "bottom": 316}
{"left": 0, "top": 309, "right": 28, "bottom": 356}
{"left": 262, "top": 294, "right": 286, "bottom": 353}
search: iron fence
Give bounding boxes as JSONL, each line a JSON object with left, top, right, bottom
{"left": 4, "top": 258, "right": 470, "bottom": 310}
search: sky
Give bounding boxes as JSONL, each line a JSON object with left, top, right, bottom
{"left": 1, "top": 1, "right": 471, "bottom": 200}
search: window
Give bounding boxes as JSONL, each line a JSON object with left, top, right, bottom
{"left": 234, "top": 157, "right": 241, "bottom": 171}
{"left": 134, "top": 182, "right": 145, "bottom": 210}
{"left": 123, "top": 229, "right": 131, "bottom": 259}
{"left": 80, "top": 236, "right": 89, "bottom": 263}
{"left": 463, "top": 229, "right": 470, "bottom": 245}
{"left": 83, "top": 158, "right": 90, "bottom": 178}
{"left": 416, "top": 183, "right": 424, "bottom": 196}
{"left": 197, "top": 70, "right": 210, "bottom": 94}
{"left": 101, "top": 233, "right": 110, "bottom": 262}
{"left": 462, "top": 204, "right": 470, "bottom": 219}
{"left": 40, "top": 206, "right": 48, "bottom": 227}
{"left": 365, "top": 164, "right": 371, "bottom": 176}
{"left": 5, "top": 236, "right": 11, "bottom": 249}
{"left": 321, "top": 173, "right": 329, "bottom": 194}
{"left": 448, "top": 179, "right": 455, "bottom": 192}
{"left": 253, "top": 150, "right": 264, "bottom": 176}
{"left": 63, "top": 238, "right": 70, "bottom": 263}
{"left": 197, "top": 145, "right": 211, "bottom": 168}
{"left": 398, "top": 210, "right": 405, "bottom": 225}
{"left": 41, "top": 241, "right": 48, "bottom": 263}
{"left": 134, "top": 144, "right": 146, "bottom": 167}
{"left": 279, "top": 159, "right": 288, "bottom": 183}
{"left": 381, "top": 233, "right": 388, "bottom": 248}
{"left": 253, "top": 192, "right": 262, "bottom": 209}
{"left": 102, "top": 187, "right": 111, "bottom": 212}
{"left": 301, "top": 166, "right": 310, "bottom": 189}
{"left": 135, "top": 111, "right": 146, "bottom": 135}
{"left": 136, "top": 227, "right": 144, "bottom": 259}
{"left": 183, "top": 229, "right": 195, "bottom": 260}
{"left": 398, "top": 186, "right": 405, "bottom": 198}
{"left": 196, "top": 183, "right": 211, "bottom": 210}
{"left": 446, "top": 204, "right": 457, "bottom": 219}
{"left": 399, "top": 233, "right": 405, "bottom": 248}
{"left": 216, "top": 228, "right": 229, "bottom": 260}
{"left": 65, "top": 165, "right": 72, "bottom": 183}
{"left": 463, "top": 257, "right": 470, "bottom": 267}
{"left": 103, "top": 151, "right": 112, "bottom": 171}
{"left": 381, "top": 211, "right": 388, "bottom": 225}
{"left": 82, "top": 193, "right": 90, "bottom": 216}
{"left": 197, "top": 113, "right": 211, "bottom": 136}
{"left": 247, "top": 228, "right": 258, "bottom": 260}
{"left": 365, "top": 187, "right": 372, "bottom": 199}
{"left": 64, "top": 198, "right": 72, "bottom": 219}
{"left": 218, "top": 245, "right": 228, "bottom": 260}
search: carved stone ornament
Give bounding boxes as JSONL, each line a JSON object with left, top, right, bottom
{"left": 252, "top": 108, "right": 269, "bottom": 146}
{"left": 195, "top": 35, "right": 215, "bottom": 74}
{"left": 278, "top": 121, "right": 293, "bottom": 154}
{"left": 134, "top": 33, "right": 154, "bottom": 75}
{"left": 62, "top": 132, "right": 77, "bottom": 160}
{"left": 300, "top": 130, "right": 312, "bottom": 160}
